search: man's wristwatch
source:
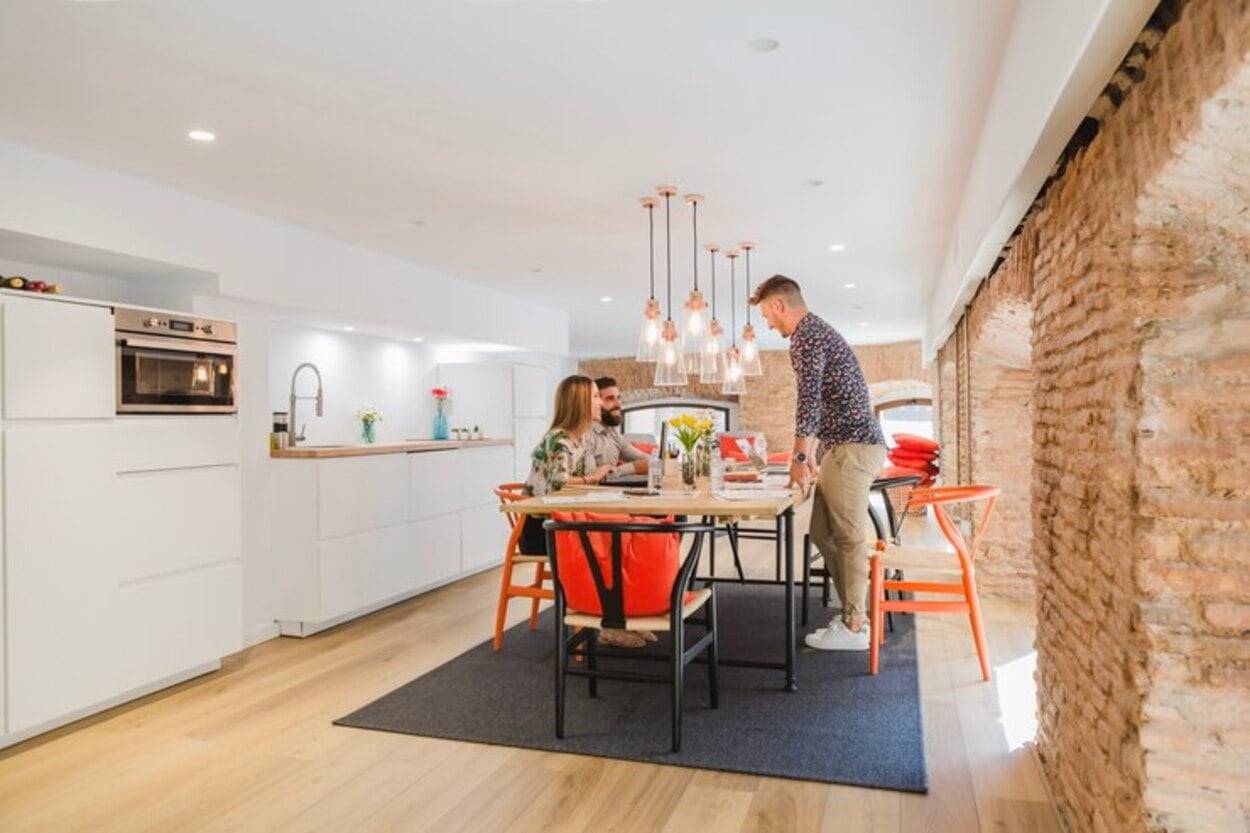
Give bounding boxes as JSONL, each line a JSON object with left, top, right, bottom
{"left": 794, "top": 451, "right": 807, "bottom": 465}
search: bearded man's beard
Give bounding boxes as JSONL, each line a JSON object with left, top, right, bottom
{"left": 601, "top": 407, "right": 622, "bottom": 427}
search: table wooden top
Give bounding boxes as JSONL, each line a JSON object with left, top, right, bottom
{"left": 503, "top": 485, "right": 804, "bottom": 519}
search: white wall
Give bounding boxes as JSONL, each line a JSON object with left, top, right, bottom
{"left": 269, "top": 323, "right": 432, "bottom": 446}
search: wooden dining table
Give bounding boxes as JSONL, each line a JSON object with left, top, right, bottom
{"left": 503, "top": 484, "right": 806, "bottom": 692}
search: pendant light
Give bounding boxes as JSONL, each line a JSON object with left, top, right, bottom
{"left": 739, "top": 240, "right": 764, "bottom": 377}
{"left": 699, "top": 243, "right": 723, "bottom": 383}
{"left": 654, "top": 185, "right": 687, "bottom": 386}
{"left": 634, "top": 196, "right": 662, "bottom": 362}
{"left": 721, "top": 247, "right": 747, "bottom": 395}
{"left": 679, "top": 193, "right": 710, "bottom": 358}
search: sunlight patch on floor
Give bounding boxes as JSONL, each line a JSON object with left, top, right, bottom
{"left": 995, "top": 650, "right": 1039, "bottom": 751}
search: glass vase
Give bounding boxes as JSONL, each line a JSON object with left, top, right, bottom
{"left": 361, "top": 420, "right": 377, "bottom": 444}
{"left": 432, "top": 401, "right": 449, "bottom": 440}
{"left": 681, "top": 452, "right": 697, "bottom": 489}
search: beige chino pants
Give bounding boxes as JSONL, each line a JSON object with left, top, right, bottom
{"left": 808, "top": 443, "right": 887, "bottom": 625}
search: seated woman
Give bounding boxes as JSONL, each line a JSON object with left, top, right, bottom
{"left": 521, "top": 374, "right": 654, "bottom": 649}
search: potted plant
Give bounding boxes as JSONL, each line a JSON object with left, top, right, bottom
{"left": 668, "top": 412, "right": 715, "bottom": 488}
{"left": 356, "top": 405, "right": 382, "bottom": 444}
{"left": 431, "top": 387, "right": 450, "bottom": 440}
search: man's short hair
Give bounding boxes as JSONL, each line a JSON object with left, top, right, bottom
{"left": 594, "top": 376, "right": 618, "bottom": 391}
{"left": 749, "top": 274, "right": 804, "bottom": 307}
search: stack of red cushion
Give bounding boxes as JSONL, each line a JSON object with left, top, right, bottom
{"left": 885, "top": 433, "right": 940, "bottom": 486}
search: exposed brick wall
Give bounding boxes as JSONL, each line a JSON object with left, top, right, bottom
{"left": 580, "top": 339, "right": 924, "bottom": 454}
{"left": 936, "top": 2, "right": 1250, "bottom": 830}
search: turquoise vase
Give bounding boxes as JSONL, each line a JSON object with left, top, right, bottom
{"left": 361, "top": 420, "right": 377, "bottom": 444}
{"left": 432, "top": 403, "right": 450, "bottom": 440}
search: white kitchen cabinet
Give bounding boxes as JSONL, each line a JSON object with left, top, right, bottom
{"left": 460, "top": 503, "right": 511, "bottom": 573}
{"left": 459, "top": 444, "right": 515, "bottom": 510}
{"left": 412, "top": 513, "right": 462, "bottom": 588}
{"left": 2, "top": 295, "right": 115, "bottom": 419}
{"left": 5, "top": 423, "right": 122, "bottom": 732}
{"left": 318, "top": 454, "right": 407, "bottom": 540}
{"left": 513, "top": 416, "right": 547, "bottom": 481}
{"left": 269, "top": 444, "right": 513, "bottom": 636}
{"left": 409, "top": 449, "right": 461, "bottom": 520}
{"left": 2, "top": 418, "right": 242, "bottom": 740}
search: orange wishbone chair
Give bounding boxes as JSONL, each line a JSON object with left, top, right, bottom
{"left": 869, "top": 484, "right": 1000, "bottom": 682}
{"left": 492, "top": 483, "right": 555, "bottom": 651}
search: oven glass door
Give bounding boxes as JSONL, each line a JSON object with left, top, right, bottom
{"left": 117, "top": 338, "right": 237, "bottom": 413}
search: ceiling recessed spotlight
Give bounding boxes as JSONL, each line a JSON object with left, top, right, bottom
{"left": 412, "top": 336, "right": 424, "bottom": 343}
{"left": 407, "top": 219, "right": 427, "bottom": 227}
{"left": 844, "top": 282, "right": 856, "bottom": 289}
{"left": 805, "top": 179, "right": 824, "bottom": 187}
{"left": 531, "top": 267, "right": 544, "bottom": 274}
{"left": 600, "top": 296, "right": 613, "bottom": 303}
{"left": 858, "top": 321, "right": 869, "bottom": 327}
{"left": 187, "top": 129, "right": 216, "bottom": 142}
{"left": 748, "top": 38, "right": 780, "bottom": 52}
{"left": 343, "top": 325, "right": 354, "bottom": 332}
{"left": 828, "top": 243, "right": 846, "bottom": 252}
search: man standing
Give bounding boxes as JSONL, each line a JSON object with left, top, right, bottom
{"left": 588, "top": 376, "right": 649, "bottom": 477}
{"left": 750, "top": 275, "right": 886, "bottom": 650}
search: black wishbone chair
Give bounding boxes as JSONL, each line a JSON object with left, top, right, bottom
{"left": 543, "top": 518, "right": 719, "bottom": 753}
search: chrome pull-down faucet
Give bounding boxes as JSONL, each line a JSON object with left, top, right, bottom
{"left": 288, "top": 362, "right": 323, "bottom": 447}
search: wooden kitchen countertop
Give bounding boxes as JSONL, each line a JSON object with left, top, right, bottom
{"left": 271, "top": 438, "right": 512, "bottom": 459}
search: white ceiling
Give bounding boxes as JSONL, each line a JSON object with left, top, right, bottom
{"left": 0, "top": 1, "right": 1129, "bottom": 356}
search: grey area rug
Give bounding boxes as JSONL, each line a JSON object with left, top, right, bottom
{"left": 335, "top": 583, "right": 928, "bottom": 793}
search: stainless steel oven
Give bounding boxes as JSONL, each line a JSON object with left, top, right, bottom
{"left": 115, "top": 306, "right": 238, "bottom": 414}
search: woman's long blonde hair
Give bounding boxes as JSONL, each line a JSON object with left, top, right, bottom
{"left": 549, "top": 375, "right": 594, "bottom": 435}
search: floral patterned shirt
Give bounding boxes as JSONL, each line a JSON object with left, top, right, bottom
{"left": 790, "top": 312, "right": 884, "bottom": 452}
{"left": 524, "top": 429, "right": 595, "bottom": 497}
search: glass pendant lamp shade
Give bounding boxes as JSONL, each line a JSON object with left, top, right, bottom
{"left": 653, "top": 185, "right": 687, "bottom": 386}
{"left": 740, "top": 322, "right": 763, "bottom": 376}
{"left": 699, "top": 242, "right": 723, "bottom": 383}
{"left": 655, "top": 319, "right": 688, "bottom": 386}
{"left": 700, "top": 317, "right": 724, "bottom": 383}
{"left": 679, "top": 194, "right": 710, "bottom": 356}
{"left": 635, "top": 196, "right": 661, "bottom": 362}
{"left": 721, "top": 344, "right": 747, "bottom": 395}
{"left": 739, "top": 241, "right": 764, "bottom": 376}
{"left": 636, "top": 297, "right": 661, "bottom": 361}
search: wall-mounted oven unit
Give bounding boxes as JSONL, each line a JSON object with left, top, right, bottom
{"left": 114, "top": 306, "right": 238, "bottom": 414}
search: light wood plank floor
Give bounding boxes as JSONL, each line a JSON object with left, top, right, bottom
{"left": 0, "top": 514, "right": 1061, "bottom": 833}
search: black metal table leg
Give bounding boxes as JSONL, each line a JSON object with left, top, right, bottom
{"left": 783, "top": 508, "right": 797, "bottom": 692}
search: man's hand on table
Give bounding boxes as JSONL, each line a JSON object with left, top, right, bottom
{"left": 788, "top": 460, "right": 813, "bottom": 496}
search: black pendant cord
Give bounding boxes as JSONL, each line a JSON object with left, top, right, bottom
{"left": 729, "top": 257, "right": 737, "bottom": 347}
{"left": 709, "top": 250, "right": 717, "bottom": 319}
{"left": 745, "top": 247, "right": 752, "bottom": 324}
{"left": 691, "top": 202, "right": 699, "bottom": 291}
{"left": 664, "top": 193, "right": 673, "bottom": 321}
{"left": 648, "top": 204, "right": 655, "bottom": 301}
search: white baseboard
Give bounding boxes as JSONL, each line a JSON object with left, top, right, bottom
{"left": 0, "top": 660, "right": 221, "bottom": 751}
{"left": 243, "top": 621, "right": 280, "bottom": 648}
{"left": 277, "top": 559, "right": 503, "bottom": 638}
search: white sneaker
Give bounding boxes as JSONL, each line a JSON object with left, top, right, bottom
{"left": 804, "top": 620, "right": 870, "bottom": 651}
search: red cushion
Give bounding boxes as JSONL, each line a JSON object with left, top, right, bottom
{"left": 892, "top": 433, "right": 939, "bottom": 453}
{"left": 630, "top": 441, "right": 656, "bottom": 454}
{"left": 888, "top": 448, "right": 935, "bottom": 466}
{"left": 879, "top": 464, "right": 928, "bottom": 480}
{"left": 551, "top": 512, "right": 688, "bottom": 617}
{"left": 718, "top": 434, "right": 756, "bottom": 460}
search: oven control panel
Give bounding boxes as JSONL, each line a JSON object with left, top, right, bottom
{"left": 115, "top": 307, "right": 236, "bottom": 344}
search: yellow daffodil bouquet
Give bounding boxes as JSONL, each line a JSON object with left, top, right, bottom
{"left": 668, "top": 412, "right": 715, "bottom": 457}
